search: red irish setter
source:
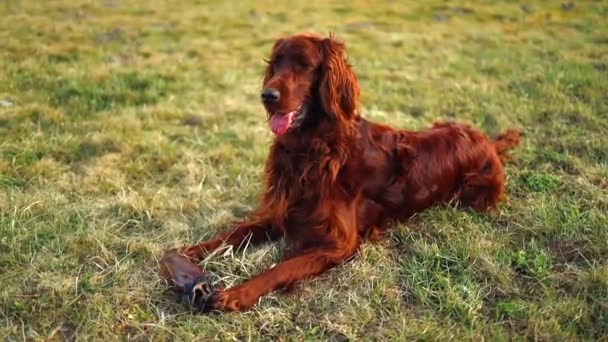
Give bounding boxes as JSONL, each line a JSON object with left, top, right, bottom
{"left": 178, "top": 33, "right": 520, "bottom": 311}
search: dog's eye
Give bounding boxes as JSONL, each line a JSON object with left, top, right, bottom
{"left": 296, "top": 60, "right": 310, "bottom": 70}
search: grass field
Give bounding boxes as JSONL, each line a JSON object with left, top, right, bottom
{"left": 1, "top": 0, "right": 607, "bottom": 340}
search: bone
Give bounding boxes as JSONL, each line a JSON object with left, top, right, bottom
{"left": 160, "top": 249, "right": 215, "bottom": 311}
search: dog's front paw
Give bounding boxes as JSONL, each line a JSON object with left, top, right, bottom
{"left": 210, "top": 287, "right": 257, "bottom": 312}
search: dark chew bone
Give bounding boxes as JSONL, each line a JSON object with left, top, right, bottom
{"left": 160, "top": 249, "right": 214, "bottom": 311}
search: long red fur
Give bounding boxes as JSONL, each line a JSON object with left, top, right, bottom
{"left": 179, "top": 33, "right": 520, "bottom": 311}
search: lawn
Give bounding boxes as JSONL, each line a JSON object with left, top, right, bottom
{"left": 1, "top": 0, "right": 607, "bottom": 340}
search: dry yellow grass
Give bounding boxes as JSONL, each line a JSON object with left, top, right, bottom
{"left": 1, "top": 1, "right": 607, "bottom": 340}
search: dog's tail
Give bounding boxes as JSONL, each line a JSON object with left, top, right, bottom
{"left": 493, "top": 129, "right": 521, "bottom": 162}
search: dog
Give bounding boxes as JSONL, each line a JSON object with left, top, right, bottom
{"left": 176, "top": 33, "right": 520, "bottom": 311}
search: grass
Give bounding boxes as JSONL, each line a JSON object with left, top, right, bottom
{"left": 1, "top": 0, "right": 607, "bottom": 340}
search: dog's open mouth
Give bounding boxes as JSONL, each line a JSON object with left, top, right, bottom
{"left": 269, "top": 105, "right": 304, "bottom": 135}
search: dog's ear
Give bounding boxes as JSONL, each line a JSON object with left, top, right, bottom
{"left": 263, "top": 38, "right": 284, "bottom": 85}
{"left": 319, "top": 35, "right": 359, "bottom": 121}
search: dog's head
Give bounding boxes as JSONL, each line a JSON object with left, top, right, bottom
{"left": 261, "top": 33, "right": 359, "bottom": 135}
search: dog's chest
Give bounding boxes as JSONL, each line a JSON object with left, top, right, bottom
{"left": 272, "top": 144, "right": 340, "bottom": 192}
{"left": 272, "top": 153, "right": 325, "bottom": 199}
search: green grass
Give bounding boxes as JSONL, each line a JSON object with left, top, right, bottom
{"left": 1, "top": 0, "right": 607, "bottom": 340}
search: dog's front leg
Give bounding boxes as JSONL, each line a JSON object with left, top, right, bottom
{"left": 210, "top": 242, "right": 359, "bottom": 311}
{"left": 179, "top": 218, "right": 281, "bottom": 261}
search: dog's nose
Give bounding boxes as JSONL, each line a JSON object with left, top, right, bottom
{"left": 261, "top": 88, "right": 280, "bottom": 103}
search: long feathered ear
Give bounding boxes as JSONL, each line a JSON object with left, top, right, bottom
{"left": 263, "top": 38, "right": 284, "bottom": 85}
{"left": 319, "top": 35, "right": 360, "bottom": 121}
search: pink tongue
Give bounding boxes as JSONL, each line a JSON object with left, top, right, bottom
{"left": 269, "top": 112, "right": 294, "bottom": 135}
